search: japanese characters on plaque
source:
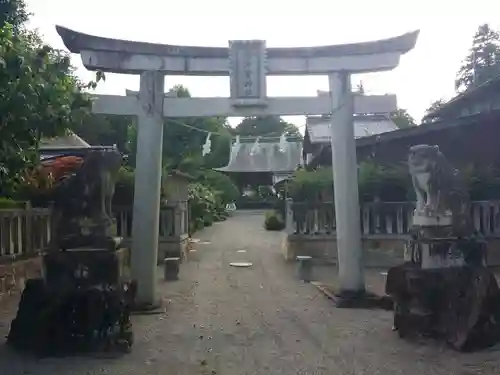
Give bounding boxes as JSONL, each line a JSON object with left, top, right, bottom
{"left": 229, "top": 40, "right": 267, "bottom": 106}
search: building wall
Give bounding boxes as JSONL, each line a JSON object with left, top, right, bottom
{"left": 312, "top": 114, "right": 500, "bottom": 169}
{"left": 356, "top": 118, "right": 500, "bottom": 167}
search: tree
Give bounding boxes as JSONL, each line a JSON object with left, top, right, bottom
{"left": 390, "top": 109, "right": 417, "bottom": 129}
{"left": 72, "top": 114, "right": 134, "bottom": 153}
{"left": 422, "top": 99, "right": 447, "bottom": 122}
{"left": 355, "top": 81, "right": 365, "bottom": 94}
{"left": 234, "top": 116, "right": 302, "bottom": 138}
{"left": 455, "top": 24, "right": 500, "bottom": 92}
{"left": 0, "top": 0, "right": 29, "bottom": 32}
{"left": 0, "top": 24, "right": 92, "bottom": 196}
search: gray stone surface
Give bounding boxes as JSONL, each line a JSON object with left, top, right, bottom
{"left": 306, "top": 114, "right": 398, "bottom": 144}
{"left": 40, "top": 131, "right": 90, "bottom": 149}
{"left": 1, "top": 211, "right": 500, "bottom": 374}
{"left": 56, "top": 25, "right": 419, "bottom": 58}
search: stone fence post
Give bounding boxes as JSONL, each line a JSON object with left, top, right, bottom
{"left": 285, "top": 198, "right": 294, "bottom": 234}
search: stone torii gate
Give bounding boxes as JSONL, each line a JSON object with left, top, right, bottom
{"left": 56, "top": 26, "right": 419, "bottom": 307}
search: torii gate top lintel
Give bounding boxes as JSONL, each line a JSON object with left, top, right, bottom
{"left": 56, "top": 25, "right": 419, "bottom": 75}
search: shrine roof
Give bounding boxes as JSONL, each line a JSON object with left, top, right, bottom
{"left": 422, "top": 74, "right": 500, "bottom": 122}
{"left": 305, "top": 114, "right": 398, "bottom": 146}
{"left": 56, "top": 26, "right": 418, "bottom": 59}
{"left": 40, "top": 132, "right": 91, "bottom": 149}
{"left": 215, "top": 140, "right": 302, "bottom": 173}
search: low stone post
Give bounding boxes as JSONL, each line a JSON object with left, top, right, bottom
{"left": 285, "top": 198, "right": 294, "bottom": 234}
{"left": 296, "top": 255, "right": 313, "bottom": 282}
{"left": 163, "top": 257, "right": 180, "bottom": 281}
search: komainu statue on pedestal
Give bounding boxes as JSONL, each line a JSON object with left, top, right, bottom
{"left": 408, "top": 144, "right": 471, "bottom": 236}
{"left": 386, "top": 144, "right": 500, "bottom": 352}
{"left": 7, "top": 147, "right": 136, "bottom": 356}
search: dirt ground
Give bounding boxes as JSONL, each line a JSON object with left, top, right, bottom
{"left": 1, "top": 210, "right": 500, "bottom": 375}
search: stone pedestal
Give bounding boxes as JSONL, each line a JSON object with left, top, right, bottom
{"left": 412, "top": 212, "right": 452, "bottom": 227}
{"left": 405, "top": 213, "right": 460, "bottom": 269}
{"left": 387, "top": 212, "right": 492, "bottom": 351}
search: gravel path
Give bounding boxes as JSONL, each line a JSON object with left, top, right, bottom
{"left": 2, "top": 210, "right": 500, "bottom": 374}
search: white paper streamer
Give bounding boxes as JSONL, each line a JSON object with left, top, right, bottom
{"left": 279, "top": 133, "right": 287, "bottom": 153}
{"left": 230, "top": 135, "right": 241, "bottom": 158}
{"left": 249, "top": 136, "right": 261, "bottom": 156}
{"left": 202, "top": 132, "right": 212, "bottom": 156}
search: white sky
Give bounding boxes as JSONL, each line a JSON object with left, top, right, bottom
{"left": 26, "top": 0, "right": 500, "bottom": 128}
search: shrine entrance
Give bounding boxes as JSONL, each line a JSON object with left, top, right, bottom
{"left": 56, "top": 26, "right": 419, "bottom": 306}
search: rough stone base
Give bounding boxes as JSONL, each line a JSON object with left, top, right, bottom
{"left": 0, "top": 248, "right": 130, "bottom": 306}
{"left": 0, "top": 257, "right": 42, "bottom": 304}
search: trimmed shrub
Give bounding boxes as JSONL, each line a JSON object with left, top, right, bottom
{"left": 264, "top": 210, "right": 285, "bottom": 231}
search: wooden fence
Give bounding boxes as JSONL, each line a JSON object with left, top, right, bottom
{"left": 0, "top": 200, "right": 189, "bottom": 262}
{"left": 286, "top": 200, "right": 500, "bottom": 238}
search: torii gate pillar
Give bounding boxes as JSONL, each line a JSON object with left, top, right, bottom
{"left": 56, "top": 26, "right": 418, "bottom": 306}
{"left": 130, "top": 71, "right": 165, "bottom": 306}
{"left": 328, "top": 72, "right": 364, "bottom": 294}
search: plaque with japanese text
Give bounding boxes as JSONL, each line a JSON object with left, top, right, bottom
{"left": 229, "top": 40, "right": 267, "bottom": 106}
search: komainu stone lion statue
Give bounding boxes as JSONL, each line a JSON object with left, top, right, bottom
{"left": 51, "top": 148, "right": 123, "bottom": 249}
{"left": 408, "top": 144, "right": 471, "bottom": 234}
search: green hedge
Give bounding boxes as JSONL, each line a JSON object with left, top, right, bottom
{"left": 288, "top": 162, "right": 500, "bottom": 203}
{"left": 264, "top": 210, "right": 285, "bottom": 231}
{"left": 0, "top": 197, "right": 27, "bottom": 209}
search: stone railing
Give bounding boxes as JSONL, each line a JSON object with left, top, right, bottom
{"left": 114, "top": 200, "right": 190, "bottom": 261}
{"left": 0, "top": 207, "right": 52, "bottom": 262}
{"left": 0, "top": 201, "right": 190, "bottom": 263}
{"left": 286, "top": 200, "right": 500, "bottom": 238}
{"left": 114, "top": 200, "right": 189, "bottom": 242}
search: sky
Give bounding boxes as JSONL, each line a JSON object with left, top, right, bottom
{"left": 26, "top": 0, "right": 500, "bottom": 129}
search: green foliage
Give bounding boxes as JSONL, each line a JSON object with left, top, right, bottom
{"left": 72, "top": 114, "right": 134, "bottom": 154}
{"left": 456, "top": 24, "right": 500, "bottom": 93}
{"left": 0, "top": 197, "right": 25, "bottom": 209}
{"left": 196, "top": 169, "right": 239, "bottom": 204}
{"left": 0, "top": 0, "right": 29, "bottom": 32}
{"left": 0, "top": 24, "right": 92, "bottom": 196}
{"left": 390, "top": 109, "right": 416, "bottom": 129}
{"left": 289, "top": 162, "right": 413, "bottom": 203}
{"left": 423, "top": 99, "right": 448, "bottom": 122}
{"left": 113, "top": 166, "right": 135, "bottom": 206}
{"left": 357, "top": 162, "right": 413, "bottom": 202}
{"left": 234, "top": 116, "right": 302, "bottom": 138}
{"left": 288, "top": 167, "right": 333, "bottom": 201}
{"left": 264, "top": 210, "right": 285, "bottom": 231}
{"left": 107, "top": 166, "right": 233, "bottom": 233}
{"left": 462, "top": 164, "right": 500, "bottom": 201}
{"left": 188, "top": 182, "right": 218, "bottom": 233}
{"left": 289, "top": 161, "right": 500, "bottom": 203}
